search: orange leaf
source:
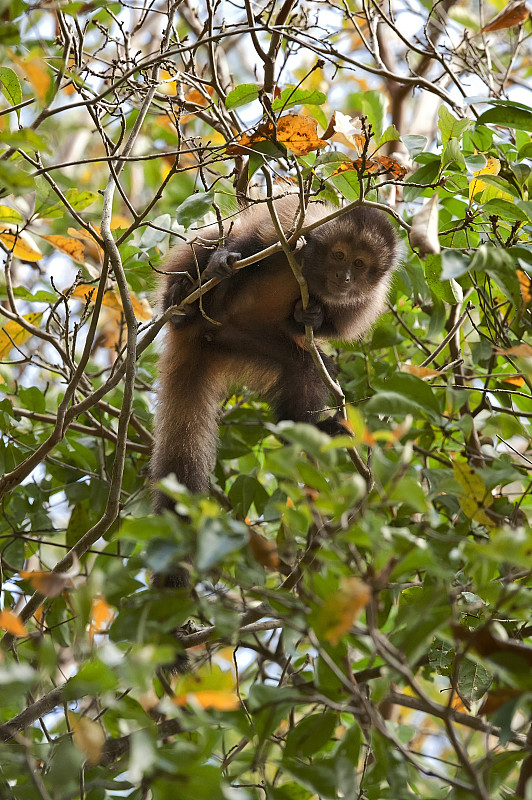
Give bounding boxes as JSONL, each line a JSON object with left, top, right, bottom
{"left": 517, "top": 270, "right": 531, "bottom": 304}
{"left": 41, "top": 234, "right": 85, "bottom": 265}
{"left": 19, "top": 569, "right": 71, "bottom": 597}
{"left": 249, "top": 529, "right": 279, "bottom": 569}
{"left": 227, "top": 114, "right": 327, "bottom": 157}
{"left": 186, "top": 86, "right": 214, "bottom": 106}
{"left": 175, "top": 690, "right": 240, "bottom": 711}
{"left": 0, "top": 609, "right": 28, "bottom": 637}
{"left": 501, "top": 375, "right": 525, "bottom": 386}
{"left": 374, "top": 155, "right": 408, "bottom": 179}
{"left": 10, "top": 53, "right": 51, "bottom": 101}
{"left": 88, "top": 595, "right": 115, "bottom": 641}
{"left": 401, "top": 364, "right": 442, "bottom": 379}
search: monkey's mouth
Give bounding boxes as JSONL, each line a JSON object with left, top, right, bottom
{"left": 324, "top": 279, "right": 360, "bottom": 303}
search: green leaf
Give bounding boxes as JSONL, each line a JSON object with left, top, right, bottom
{"left": 228, "top": 474, "right": 269, "bottom": 516}
{"left": 175, "top": 189, "right": 215, "bottom": 228}
{"left": 481, "top": 198, "right": 528, "bottom": 223}
{"left": 464, "top": 153, "right": 487, "bottom": 173}
{"left": 267, "top": 782, "right": 313, "bottom": 800}
{"left": 329, "top": 169, "right": 361, "bottom": 201}
{"left": 248, "top": 684, "right": 298, "bottom": 741}
{"left": 0, "top": 160, "right": 35, "bottom": 193}
{"left": 400, "top": 134, "right": 428, "bottom": 158}
{"left": 456, "top": 658, "right": 492, "bottom": 706}
{"left": 271, "top": 87, "right": 326, "bottom": 112}
{"left": 225, "top": 83, "right": 260, "bottom": 110}
{"left": 37, "top": 189, "right": 99, "bottom": 218}
{"left": 64, "top": 658, "right": 119, "bottom": 698}
{"left": 472, "top": 173, "right": 521, "bottom": 200}
{"left": 442, "top": 137, "right": 465, "bottom": 169}
{"left": 440, "top": 250, "right": 471, "bottom": 280}
{"left": 0, "top": 129, "right": 50, "bottom": 153}
{"left": 376, "top": 124, "right": 401, "bottom": 148}
{"left": 283, "top": 758, "right": 338, "bottom": 800}
{"left": 438, "top": 106, "right": 471, "bottom": 145}
{"left": 425, "top": 254, "right": 463, "bottom": 303}
{"left": 196, "top": 516, "right": 248, "bottom": 571}
{"left": 493, "top": 696, "right": 529, "bottom": 746}
{"left": 284, "top": 712, "right": 337, "bottom": 758}
{"left": 0, "top": 66, "right": 22, "bottom": 111}
{"left": 18, "top": 385, "right": 46, "bottom": 413}
{"left": 477, "top": 104, "right": 532, "bottom": 132}
{"left": 516, "top": 199, "right": 532, "bottom": 221}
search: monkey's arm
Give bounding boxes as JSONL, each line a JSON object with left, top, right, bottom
{"left": 292, "top": 297, "right": 346, "bottom": 338}
{"left": 162, "top": 247, "right": 240, "bottom": 329}
{"left": 201, "top": 249, "right": 242, "bottom": 280}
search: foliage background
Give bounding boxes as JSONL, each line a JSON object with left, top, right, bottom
{"left": 0, "top": 0, "right": 532, "bottom": 798}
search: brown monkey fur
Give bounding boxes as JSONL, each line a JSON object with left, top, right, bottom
{"left": 151, "top": 195, "right": 398, "bottom": 514}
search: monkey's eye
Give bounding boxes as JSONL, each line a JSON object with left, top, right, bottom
{"left": 333, "top": 250, "right": 345, "bottom": 261}
{"left": 353, "top": 258, "right": 365, "bottom": 268}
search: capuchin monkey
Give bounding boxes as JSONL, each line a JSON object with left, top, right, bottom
{"left": 151, "top": 195, "right": 399, "bottom": 515}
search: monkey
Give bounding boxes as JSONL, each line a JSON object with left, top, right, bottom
{"left": 150, "top": 195, "right": 399, "bottom": 517}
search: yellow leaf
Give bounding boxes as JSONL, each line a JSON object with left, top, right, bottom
{"left": 0, "top": 609, "right": 28, "bottom": 637}
{"left": 469, "top": 156, "right": 500, "bottom": 202}
{"left": 70, "top": 285, "right": 99, "bottom": 303}
{"left": 0, "top": 312, "right": 43, "bottom": 359}
{"left": 0, "top": 206, "right": 24, "bottom": 224}
{"left": 174, "top": 664, "right": 239, "bottom": 710}
{"left": 0, "top": 225, "right": 42, "bottom": 261}
{"left": 70, "top": 286, "right": 151, "bottom": 320}
{"left": 453, "top": 459, "right": 494, "bottom": 527}
{"left": 41, "top": 234, "right": 85, "bottom": 265}
{"left": 68, "top": 714, "right": 105, "bottom": 765}
{"left": 158, "top": 69, "right": 177, "bottom": 96}
{"left": 130, "top": 294, "right": 152, "bottom": 321}
{"left": 318, "top": 577, "right": 371, "bottom": 646}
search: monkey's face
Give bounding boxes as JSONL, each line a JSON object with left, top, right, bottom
{"left": 304, "top": 238, "right": 391, "bottom": 306}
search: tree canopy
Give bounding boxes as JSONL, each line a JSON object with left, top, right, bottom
{"left": 0, "top": 0, "right": 532, "bottom": 798}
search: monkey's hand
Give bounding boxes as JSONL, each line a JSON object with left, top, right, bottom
{"left": 293, "top": 298, "right": 324, "bottom": 331}
{"left": 202, "top": 249, "right": 241, "bottom": 281}
{"left": 164, "top": 273, "right": 200, "bottom": 329}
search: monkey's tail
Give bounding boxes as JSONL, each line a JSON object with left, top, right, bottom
{"left": 150, "top": 329, "right": 224, "bottom": 512}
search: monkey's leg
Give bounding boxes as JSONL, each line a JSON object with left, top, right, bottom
{"left": 265, "top": 344, "right": 338, "bottom": 426}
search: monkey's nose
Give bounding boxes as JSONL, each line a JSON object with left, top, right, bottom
{"left": 335, "top": 271, "right": 351, "bottom": 283}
